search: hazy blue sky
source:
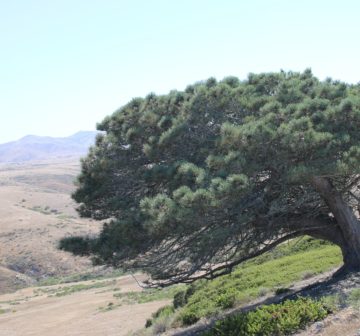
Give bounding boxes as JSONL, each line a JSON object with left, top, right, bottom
{"left": 1, "top": 0, "right": 359, "bottom": 144}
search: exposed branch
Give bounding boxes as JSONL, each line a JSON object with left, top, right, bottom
{"left": 146, "top": 218, "right": 339, "bottom": 287}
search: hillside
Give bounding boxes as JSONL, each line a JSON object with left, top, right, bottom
{"left": 0, "top": 159, "right": 102, "bottom": 293}
{"left": 0, "top": 131, "right": 98, "bottom": 163}
{"left": 1, "top": 234, "right": 359, "bottom": 336}
{"left": 0, "top": 159, "right": 177, "bottom": 335}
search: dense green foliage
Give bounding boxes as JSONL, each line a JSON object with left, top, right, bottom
{"left": 59, "top": 236, "right": 94, "bottom": 257}
{"left": 201, "top": 298, "right": 331, "bottom": 336}
{"left": 62, "top": 70, "right": 360, "bottom": 283}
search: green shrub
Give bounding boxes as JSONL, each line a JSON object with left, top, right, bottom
{"left": 215, "top": 288, "right": 237, "bottom": 309}
{"left": 172, "top": 281, "right": 207, "bottom": 312}
{"left": 153, "top": 305, "right": 175, "bottom": 319}
{"left": 181, "top": 309, "right": 201, "bottom": 325}
{"left": 145, "top": 305, "right": 175, "bottom": 329}
{"left": 173, "top": 289, "right": 187, "bottom": 308}
{"left": 348, "top": 289, "right": 360, "bottom": 309}
{"left": 58, "top": 236, "right": 93, "bottom": 256}
{"left": 202, "top": 297, "right": 332, "bottom": 336}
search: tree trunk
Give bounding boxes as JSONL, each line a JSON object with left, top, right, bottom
{"left": 311, "top": 176, "right": 360, "bottom": 270}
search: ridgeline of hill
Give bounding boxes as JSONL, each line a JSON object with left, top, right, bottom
{"left": 0, "top": 131, "right": 98, "bottom": 163}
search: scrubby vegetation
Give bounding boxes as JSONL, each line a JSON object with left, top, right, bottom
{"left": 141, "top": 237, "right": 342, "bottom": 334}
{"left": 177, "top": 237, "right": 341, "bottom": 325}
{"left": 202, "top": 297, "right": 332, "bottom": 336}
{"left": 203, "top": 289, "right": 360, "bottom": 336}
{"left": 145, "top": 305, "right": 175, "bottom": 330}
{"left": 348, "top": 288, "right": 360, "bottom": 309}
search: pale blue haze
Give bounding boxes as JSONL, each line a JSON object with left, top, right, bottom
{"left": 0, "top": 0, "right": 359, "bottom": 143}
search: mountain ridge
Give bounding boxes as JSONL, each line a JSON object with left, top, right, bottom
{"left": 0, "top": 131, "right": 98, "bottom": 163}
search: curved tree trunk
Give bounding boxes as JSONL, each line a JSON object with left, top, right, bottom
{"left": 311, "top": 176, "right": 360, "bottom": 270}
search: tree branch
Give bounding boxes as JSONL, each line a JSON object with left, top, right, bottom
{"left": 146, "top": 218, "right": 339, "bottom": 287}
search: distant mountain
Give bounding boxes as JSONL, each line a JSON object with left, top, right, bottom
{"left": 0, "top": 131, "right": 98, "bottom": 163}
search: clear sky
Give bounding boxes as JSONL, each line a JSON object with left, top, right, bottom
{"left": 0, "top": 0, "right": 359, "bottom": 144}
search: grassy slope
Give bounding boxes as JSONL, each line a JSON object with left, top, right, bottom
{"left": 178, "top": 238, "right": 341, "bottom": 324}
{"left": 139, "top": 237, "right": 342, "bottom": 334}
{"left": 179, "top": 241, "right": 341, "bottom": 324}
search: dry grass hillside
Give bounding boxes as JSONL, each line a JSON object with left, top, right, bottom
{"left": 0, "top": 159, "right": 171, "bottom": 336}
{"left": 0, "top": 160, "right": 102, "bottom": 293}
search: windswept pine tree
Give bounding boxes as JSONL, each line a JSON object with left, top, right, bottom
{"left": 61, "top": 70, "right": 360, "bottom": 285}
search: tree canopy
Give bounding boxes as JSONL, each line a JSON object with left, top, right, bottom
{"left": 61, "top": 70, "right": 360, "bottom": 285}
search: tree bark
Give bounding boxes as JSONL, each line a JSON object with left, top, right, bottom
{"left": 311, "top": 176, "right": 360, "bottom": 270}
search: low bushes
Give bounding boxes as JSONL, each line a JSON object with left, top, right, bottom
{"left": 178, "top": 241, "right": 341, "bottom": 325}
{"left": 202, "top": 297, "right": 332, "bottom": 336}
{"left": 145, "top": 305, "right": 175, "bottom": 328}
{"left": 138, "top": 237, "right": 341, "bottom": 335}
{"left": 348, "top": 288, "right": 360, "bottom": 309}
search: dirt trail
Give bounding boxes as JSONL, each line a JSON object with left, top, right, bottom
{"left": 0, "top": 274, "right": 168, "bottom": 336}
